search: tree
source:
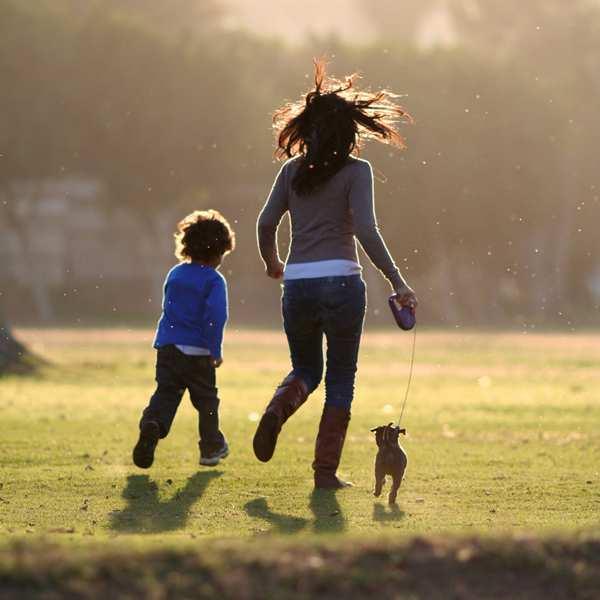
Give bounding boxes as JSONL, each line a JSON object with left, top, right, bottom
{"left": 449, "top": 0, "right": 600, "bottom": 315}
{"left": 0, "top": 0, "right": 79, "bottom": 321}
{"left": 0, "top": 317, "right": 36, "bottom": 375}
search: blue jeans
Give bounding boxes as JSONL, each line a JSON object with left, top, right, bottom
{"left": 282, "top": 275, "right": 366, "bottom": 410}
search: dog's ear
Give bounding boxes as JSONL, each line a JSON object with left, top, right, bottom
{"left": 399, "top": 428, "right": 406, "bottom": 435}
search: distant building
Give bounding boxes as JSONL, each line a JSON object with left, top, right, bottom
{"left": 0, "top": 178, "right": 170, "bottom": 321}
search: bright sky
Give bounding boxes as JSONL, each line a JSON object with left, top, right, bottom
{"left": 223, "top": 0, "right": 377, "bottom": 42}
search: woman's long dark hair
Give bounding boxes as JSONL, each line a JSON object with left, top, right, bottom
{"left": 273, "top": 59, "right": 412, "bottom": 195}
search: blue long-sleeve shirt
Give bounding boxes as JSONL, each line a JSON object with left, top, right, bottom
{"left": 153, "top": 263, "right": 228, "bottom": 359}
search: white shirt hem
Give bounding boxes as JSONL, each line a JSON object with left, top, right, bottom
{"left": 175, "top": 345, "right": 211, "bottom": 356}
{"left": 283, "top": 259, "right": 362, "bottom": 280}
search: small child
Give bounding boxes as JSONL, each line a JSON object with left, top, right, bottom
{"left": 133, "top": 209, "right": 235, "bottom": 468}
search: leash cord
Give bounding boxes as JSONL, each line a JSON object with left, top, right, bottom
{"left": 397, "top": 324, "right": 417, "bottom": 428}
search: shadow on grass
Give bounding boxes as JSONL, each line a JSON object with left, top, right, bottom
{"left": 244, "top": 498, "right": 308, "bottom": 534}
{"left": 309, "top": 489, "right": 346, "bottom": 534}
{"left": 373, "top": 502, "right": 405, "bottom": 522}
{"left": 110, "top": 471, "right": 221, "bottom": 533}
{"left": 243, "top": 490, "right": 346, "bottom": 535}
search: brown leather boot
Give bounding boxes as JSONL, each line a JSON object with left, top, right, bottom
{"left": 253, "top": 375, "right": 309, "bottom": 462}
{"left": 313, "top": 405, "right": 353, "bottom": 489}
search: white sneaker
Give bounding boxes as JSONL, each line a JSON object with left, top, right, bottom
{"left": 199, "top": 441, "right": 229, "bottom": 466}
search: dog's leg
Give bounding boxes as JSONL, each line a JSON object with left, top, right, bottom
{"left": 388, "top": 476, "right": 401, "bottom": 505}
{"left": 374, "top": 459, "right": 385, "bottom": 497}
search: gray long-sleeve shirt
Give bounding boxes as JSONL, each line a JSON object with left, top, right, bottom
{"left": 257, "top": 156, "right": 406, "bottom": 290}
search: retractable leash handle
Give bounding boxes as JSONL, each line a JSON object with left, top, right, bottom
{"left": 388, "top": 294, "right": 416, "bottom": 331}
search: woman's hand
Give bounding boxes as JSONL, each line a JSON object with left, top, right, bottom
{"left": 395, "top": 284, "right": 418, "bottom": 309}
{"left": 266, "top": 259, "right": 285, "bottom": 279}
{"left": 210, "top": 357, "right": 223, "bottom": 368}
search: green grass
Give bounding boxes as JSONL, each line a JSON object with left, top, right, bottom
{"left": 1, "top": 328, "right": 599, "bottom": 545}
{"left": 2, "top": 328, "right": 600, "bottom": 597}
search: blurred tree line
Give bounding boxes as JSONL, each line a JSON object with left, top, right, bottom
{"left": 1, "top": 0, "right": 599, "bottom": 346}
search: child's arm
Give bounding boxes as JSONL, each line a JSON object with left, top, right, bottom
{"left": 257, "top": 162, "right": 289, "bottom": 278}
{"left": 203, "top": 274, "right": 228, "bottom": 362}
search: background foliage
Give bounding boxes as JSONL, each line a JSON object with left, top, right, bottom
{"left": 1, "top": 0, "right": 599, "bottom": 328}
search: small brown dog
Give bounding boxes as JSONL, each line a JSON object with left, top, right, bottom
{"left": 371, "top": 423, "right": 408, "bottom": 504}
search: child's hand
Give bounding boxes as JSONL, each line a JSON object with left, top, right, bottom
{"left": 266, "top": 259, "right": 284, "bottom": 279}
{"left": 394, "top": 284, "right": 418, "bottom": 309}
{"left": 210, "top": 357, "right": 223, "bottom": 368}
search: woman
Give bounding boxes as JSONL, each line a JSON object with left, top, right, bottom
{"left": 253, "top": 60, "right": 418, "bottom": 489}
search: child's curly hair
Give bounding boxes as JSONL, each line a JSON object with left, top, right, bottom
{"left": 174, "top": 210, "right": 235, "bottom": 263}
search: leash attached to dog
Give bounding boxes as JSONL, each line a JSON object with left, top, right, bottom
{"left": 396, "top": 324, "right": 417, "bottom": 429}
{"left": 368, "top": 295, "right": 416, "bottom": 503}
{"left": 388, "top": 294, "right": 417, "bottom": 430}
{"left": 369, "top": 296, "right": 417, "bottom": 438}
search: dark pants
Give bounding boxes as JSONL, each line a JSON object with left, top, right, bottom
{"left": 282, "top": 275, "right": 366, "bottom": 410}
{"left": 140, "top": 345, "right": 225, "bottom": 454}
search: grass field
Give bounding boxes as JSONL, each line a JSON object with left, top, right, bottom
{"left": 1, "top": 328, "right": 600, "bottom": 597}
